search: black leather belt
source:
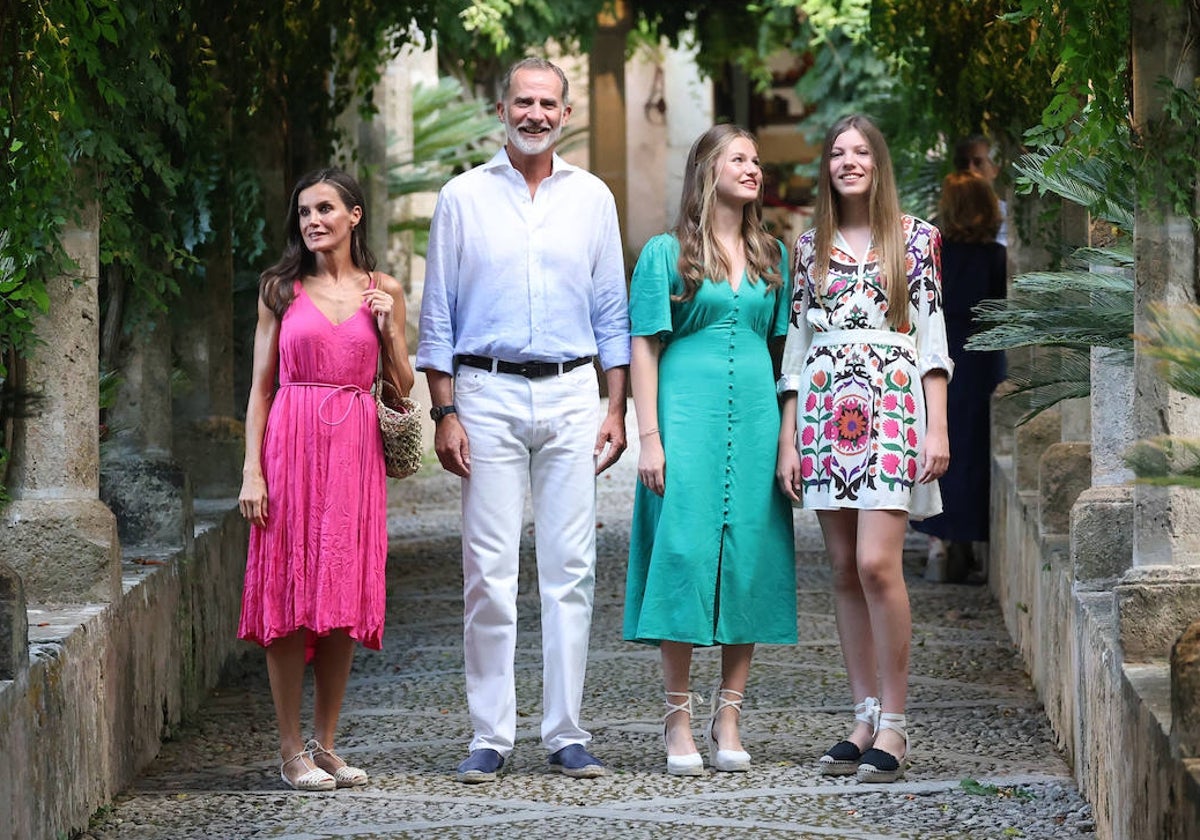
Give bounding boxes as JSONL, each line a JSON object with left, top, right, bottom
{"left": 456, "top": 354, "right": 593, "bottom": 379}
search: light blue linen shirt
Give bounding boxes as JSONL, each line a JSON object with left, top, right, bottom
{"left": 416, "top": 148, "right": 631, "bottom": 374}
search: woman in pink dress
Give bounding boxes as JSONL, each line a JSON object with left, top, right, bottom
{"left": 238, "top": 168, "right": 414, "bottom": 791}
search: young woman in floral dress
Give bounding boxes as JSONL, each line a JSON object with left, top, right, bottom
{"left": 775, "top": 114, "right": 951, "bottom": 783}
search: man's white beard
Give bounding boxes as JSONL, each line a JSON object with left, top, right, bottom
{"left": 507, "top": 121, "right": 562, "bottom": 156}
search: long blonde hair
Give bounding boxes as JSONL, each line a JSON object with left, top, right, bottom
{"left": 810, "top": 115, "right": 908, "bottom": 330}
{"left": 672, "top": 124, "right": 781, "bottom": 302}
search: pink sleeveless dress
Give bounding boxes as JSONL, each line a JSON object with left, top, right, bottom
{"left": 238, "top": 279, "right": 388, "bottom": 650}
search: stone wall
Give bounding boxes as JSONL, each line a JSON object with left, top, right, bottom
{"left": 990, "top": 433, "right": 1200, "bottom": 840}
{"left": 0, "top": 505, "right": 250, "bottom": 840}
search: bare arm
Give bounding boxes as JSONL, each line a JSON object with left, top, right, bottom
{"left": 595, "top": 364, "right": 629, "bottom": 475}
{"left": 238, "top": 296, "right": 280, "bottom": 528}
{"left": 919, "top": 370, "right": 949, "bottom": 484}
{"left": 364, "top": 273, "right": 415, "bottom": 397}
{"left": 630, "top": 336, "right": 664, "bottom": 494}
{"left": 775, "top": 391, "right": 801, "bottom": 502}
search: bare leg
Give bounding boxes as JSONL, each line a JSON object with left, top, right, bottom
{"left": 311, "top": 629, "right": 356, "bottom": 749}
{"left": 265, "top": 629, "right": 322, "bottom": 781}
{"left": 661, "top": 641, "right": 697, "bottom": 756}
{"left": 856, "top": 510, "right": 911, "bottom": 759}
{"left": 817, "top": 509, "right": 877, "bottom": 752}
{"left": 713, "top": 644, "right": 754, "bottom": 752}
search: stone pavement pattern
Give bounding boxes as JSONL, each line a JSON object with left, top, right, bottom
{"left": 83, "top": 424, "right": 1094, "bottom": 839}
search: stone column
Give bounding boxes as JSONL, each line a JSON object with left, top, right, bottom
{"left": 395, "top": 42, "right": 439, "bottom": 323}
{"left": 1116, "top": 0, "right": 1200, "bottom": 660}
{"left": 590, "top": 1, "right": 631, "bottom": 244}
{"left": 1070, "top": 267, "right": 1135, "bottom": 582}
{"left": 0, "top": 199, "right": 120, "bottom": 603}
{"left": 1129, "top": 0, "right": 1200, "bottom": 568}
{"left": 101, "top": 303, "right": 194, "bottom": 550}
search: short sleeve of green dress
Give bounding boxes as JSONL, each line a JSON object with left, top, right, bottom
{"left": 624, "top": 234, "right": 797, "bottom": 646}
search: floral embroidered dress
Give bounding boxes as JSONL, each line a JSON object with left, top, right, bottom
{"left": 778, "top": 216, "right": 952, "bottom": 519}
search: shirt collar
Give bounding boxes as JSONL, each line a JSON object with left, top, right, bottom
{"left": 481, "top": 146, "right": 578, "bottom": 178}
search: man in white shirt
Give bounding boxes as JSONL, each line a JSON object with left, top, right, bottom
{"left": 417, "top": 57, "right": 630, "bottom": 783}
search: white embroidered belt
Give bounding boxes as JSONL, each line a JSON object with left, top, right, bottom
{"left": 809, "top": 329, "right": 916, "bottom": 351}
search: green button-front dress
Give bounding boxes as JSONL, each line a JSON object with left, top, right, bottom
{"left": 624, "top": 234, "right": 798, "bottom": 647}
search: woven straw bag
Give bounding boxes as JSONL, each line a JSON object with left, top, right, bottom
{"left": 374, "top": 376, "right": 423, "bottom": 479}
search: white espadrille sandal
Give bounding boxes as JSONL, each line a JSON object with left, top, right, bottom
{"left": 663, "top": 691, "right": 704, "bottom": 776}
{"left": 306, "top": 739, "right": 369, "bottom": 787}
{"left": 706, "top": 687, "right": 751, "bottom": 772}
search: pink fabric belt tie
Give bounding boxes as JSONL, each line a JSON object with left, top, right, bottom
{"left": 278, "top": 381, "right": 367, "bottom": 426}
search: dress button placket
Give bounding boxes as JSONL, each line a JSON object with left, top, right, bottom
{"left": 722, "top": 316, "right": 737, "bottom": 523}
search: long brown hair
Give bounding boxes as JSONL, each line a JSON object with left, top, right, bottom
{"left": 810, "top": 114, "right": 908, "bottom": 330}
{"left": 259, "top": 168, "right": 376, "bottom": 318}
{"left": 672, "top": 124, "right": 782, "bottom": 302}
{"left": 938, "top": 170, "right": 1001, "bottom": 243}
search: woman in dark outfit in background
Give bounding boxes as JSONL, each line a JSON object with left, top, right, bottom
{"left": 913, "top": 170, "right": 1006, "bottom": 583}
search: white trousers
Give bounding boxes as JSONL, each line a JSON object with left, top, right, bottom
{"left": 455, "top": 363, "right": 600, "bottom": 755}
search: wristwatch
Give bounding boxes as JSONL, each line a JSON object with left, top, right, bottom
{"left": 430, "top": 404, "right": 457, "bottom": 422}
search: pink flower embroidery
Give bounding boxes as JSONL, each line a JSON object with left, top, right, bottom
{"left": 801, "top": 456, "right": 814, "bottom": 478}
{"left": 882, "top": 394, "right": 898, "bottom": 411}
{"left": 882, "top": 418, "right": 900, "bottom": 438}
{"left": 881, "top": 453, "right": 900, "bottom": 475}
{"left": 904, "top": 394, "right": 916, "bottom": 413}
{"left": 907, "top": 427, "right": 919, "bottom": 447}
{"left": 801, "top": 425, "right": 816, "bottom": 446}
{"left": 805, "top": 392, "right": 817, "bottom": 411}
{"left": 907, "top": 460, "right": 918, "bottom": 480}
{"left": 823, "top": 420, "right": 838, "bottom": 442}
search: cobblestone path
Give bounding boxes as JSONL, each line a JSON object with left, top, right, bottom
{"left": 83, "top": 419, "right": 1093, "bottom": 839}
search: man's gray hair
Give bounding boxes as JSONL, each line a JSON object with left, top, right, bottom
{"left": 500, "top": 57, "right": 569, "bottom": 106}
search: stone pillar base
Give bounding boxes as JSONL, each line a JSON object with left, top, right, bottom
{"left": 1071, "top": 485, "right": 1134, "bottom": 582}
{"left": 173, "top": 416, "right": 244, "bottom": 499}
{"left": 0, "top": 499, "right": 120, "bottom": 603}
{"left": 1038, "top": 442, "right": 1091, "bottom": 536}
{"left": 1015, "top": 406, "right": 1061, "bottom": 492}
{"left": 0, "top": 561, "right": 28, "bottom": 679}
{"left": 100, "top": 454, "right": 194, "bottom": 552}
{"left": 1116, "top": 566, "right": 1200, "bottom": 662}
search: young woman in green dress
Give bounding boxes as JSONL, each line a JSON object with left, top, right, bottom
{"left": 624, "top": 124, "right": 797, "bottom": 776}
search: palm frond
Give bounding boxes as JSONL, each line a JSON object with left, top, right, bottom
{"left": 1135, "top": 303, "right": 1200, "bottom": 399}
{"left": 968, "top": 265, "right": 1134, "bottom": 353}
{"left": 1068, "top": 246, "right": 1133, "bottom": 269}
{"left": 387, "top": 77, "right": 504, "bottom": 198}
{"left": 998, "top": 347, "right": 1101, "bottom": 425}
{"left": 1125, "top": 436, "right": 1200, "bottom": 488}
{"left": 1013, "top": 144, "right": 1134, "bottom": 229}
